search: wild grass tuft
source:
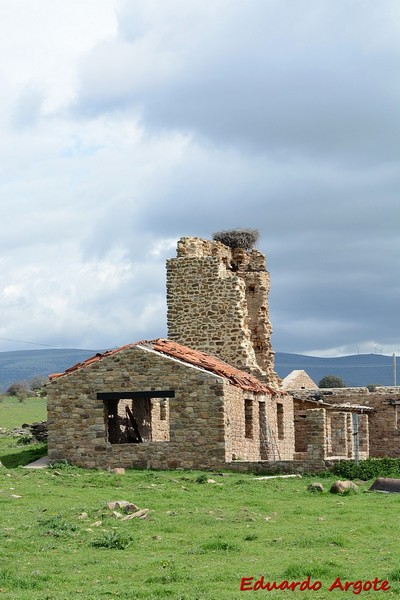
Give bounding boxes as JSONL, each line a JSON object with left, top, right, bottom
{"left": 283, "top": 561, "right": 340, "bottom": 580}
{"left": 90, "top": 530, "right": 132, "bottom": 550}
{"left": 38, "top": 515, "right": 78, "bottom": 538}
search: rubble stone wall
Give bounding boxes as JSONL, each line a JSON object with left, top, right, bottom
{"left": 305, "top": 408, "right": 327, "bottom": 460}
{"left": 48, "top": 346, "right": 227, "bottom": 470}
{"left": 316, "top": 387, "right": 400, "bottom": 457}
{"left": 329, "top": 412, "right": 348, "bottom": 457}
{"left": 166, "top": 237, "right": 279, "bottom": 386}
{"left": 48, "top": 345, "right": 294, "bottom": 470}
{"left": 223, "top": 386, "right": 295, "bottom": 462}
{"left": 283, "top": 370, "right": 318, "bottom": 390}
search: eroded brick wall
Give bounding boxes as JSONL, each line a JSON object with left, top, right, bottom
{"left": 166, "top": 237, "right": 279, "bottom": 386}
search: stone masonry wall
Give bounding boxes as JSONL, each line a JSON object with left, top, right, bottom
{"left": 223, "top": 385, "right": 295, "bottom": 462}
{"left": 294, "top": 396, "right": 369, "bottom": 461}
{"left": 166, "top": 237, "right": 279, "bottom": 386}
{"left": 317, "top": 387, "right": 400, "bottom": 458}
{"left": 305, "top": 409, "right": 327, "bottom": 461}
{"left": 48, "top": 346, "right": 228, "bottom": 470}
{"left": 283, "top": 370, "right": 319, "bottom": 390}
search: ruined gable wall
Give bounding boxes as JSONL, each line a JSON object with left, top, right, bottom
{"left": 47, "top": 346, "right": 227, "bottom": 470}
{"left": 166, "top": 237, "right": 279, "bottom": 386}
{"left": 283, "top": 370, "right": 319, "bottom": 390}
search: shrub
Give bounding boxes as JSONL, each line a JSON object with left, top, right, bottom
{"left": 332, "top": 458, "right": 400, "bottom": 480}
{"left": 16, "top": 435, "right": 33, "bottom": 445}
{"left": 212, "top": 228, "right": 259, "bottom": 250}
{"left": 39, "top": 515, "right": 78, "bottom": 538}
{"left": 366, "top": 384, "right": 381, "bottom": 392}
{"left": 200, "top": 539, "right": 239, "bottom": 552}
{"left": 6, "top": 382, "right": 30, "bottom": 397}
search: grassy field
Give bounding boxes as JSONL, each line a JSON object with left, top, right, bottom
{"left": 0, "top": 395, "right": 47, "bottom": 429}
{"left": 0, "top": 436, "right": 400, "bottom": 600}
{"left": 1, "top": 400, "right": 400, "bottom": 599}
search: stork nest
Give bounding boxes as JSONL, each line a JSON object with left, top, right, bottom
{"left": 212, "top": 228, "right": 259, "bottom": 250}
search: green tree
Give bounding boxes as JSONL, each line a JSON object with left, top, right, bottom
{"left": 6, "top": 381, "right": 30, "bottom": 403}
{"left": 318, "top": 375, "right": 345, "bottom": 388}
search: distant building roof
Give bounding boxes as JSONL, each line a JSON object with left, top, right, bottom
{"left": 282, "top": 370, "right": 318, "bottom": 390}
{"left": 292, "top": 392, "right": 374, "bottom": 413}
{"left": 49, "top": 338, "right": 281, "bottom": 395}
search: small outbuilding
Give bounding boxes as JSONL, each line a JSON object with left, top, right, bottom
{"left": 282, "top": 370, "right": 318, "bottom": 390}
{"left": 292, "top": 391, "right": 373, "bottom": 461}
{"left": 48, "top": 339, "right": 295, "bottom": 470}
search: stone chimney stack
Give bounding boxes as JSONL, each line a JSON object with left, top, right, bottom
{"left": 166, "top": 233, "right": 280, "bottom": 387}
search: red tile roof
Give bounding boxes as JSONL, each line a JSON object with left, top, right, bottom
{"left": 49, "top": 338, "right": 279, "bottom": 395}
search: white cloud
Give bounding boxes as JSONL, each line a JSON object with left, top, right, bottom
{"left": 0, "top": 0, "right": 117, "bottom": 113}
{"left": 0, "top": 0, "right": 398, "bottom": 357}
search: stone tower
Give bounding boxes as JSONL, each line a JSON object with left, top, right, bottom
{"left": 166, "top": 235, "right": 280, "bottom": 387}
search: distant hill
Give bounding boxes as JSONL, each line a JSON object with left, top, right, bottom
{"left": 0, "top": 348, "right": 397, "bottom": 392}
{"left": 0, "top": 349, "right": 99, "bottom": 392}
{"left": 275, "top": 353, "right": 399, "bottom": 387}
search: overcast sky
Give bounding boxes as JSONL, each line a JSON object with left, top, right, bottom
{"left": 0, "top": 0, "right": 399, "bottom": 358}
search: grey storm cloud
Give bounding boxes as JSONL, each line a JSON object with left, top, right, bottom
{"left": 74, "top": 1, "right": 400, "bottom": 165}
{"left": 0, "top": 0, "right": 399, "bottom": 356}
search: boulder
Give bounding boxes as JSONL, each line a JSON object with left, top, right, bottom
{"left": 307, "top": 482, "right": 324, "bottom": 493}
{"left": 109, "top": 467, "right": 125, "bottom": 475}
{"left": 107, "top": 500, "right": 138, "bottom": 513}
{"left": 369, "top": 478, "right": 400, "bottom": 493}
{"left": 330, "top": 480, "right": 358, "bottom": 494}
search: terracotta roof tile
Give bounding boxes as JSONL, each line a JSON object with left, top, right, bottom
{"left": 148, "top": 339, "right": 279, "bottom": 394}
{"left": 49, "top": 338, "right": 280, "bottom": 395}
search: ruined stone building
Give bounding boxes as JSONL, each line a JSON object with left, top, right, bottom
{"left": 47, "top": 233, "right": 372, "bottom": 471}
{"left": 48, "top": 339, "right": 294, "bottom": 469}
{"left": 292, "top": 386, "right": 400, "bottom": 459}
{"left": 282, "top": 370, "right": 318, "bottom": 390}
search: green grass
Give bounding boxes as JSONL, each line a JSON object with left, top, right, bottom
{"left": 0, "top": 395, "right": 47, "bottom": 429}
{"left": 1, "top": 443, "right": 400, "bottom": 599}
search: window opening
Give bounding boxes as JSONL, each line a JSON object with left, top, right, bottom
{"left": 245, "top": 399, "right": 253, "bottom": 439}
{"left": 277, "top": 403, "right": 284, "bottom": 440}
{"left": 259, "top": 401, "right": 268, "bottom": 459}
{"left": 101, "top": 390, "right": 174, "bottom": 444}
